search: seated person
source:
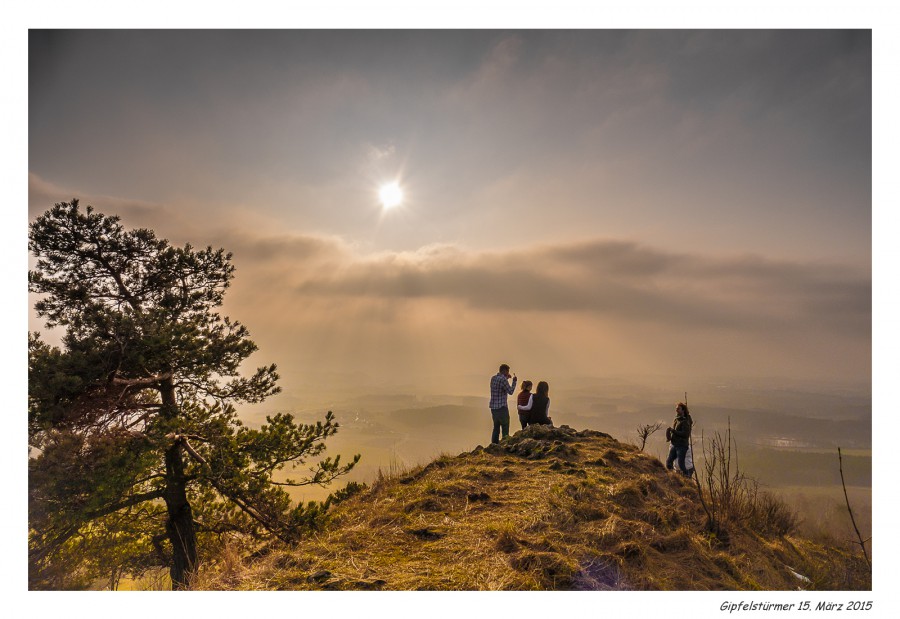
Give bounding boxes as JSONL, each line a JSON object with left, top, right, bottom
{"left": 518, "top": 381, "right": 552, "bottom": 426}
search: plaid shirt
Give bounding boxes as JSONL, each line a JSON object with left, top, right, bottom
{"left": 489, "top": 372, "right": 517, "bottom": 410}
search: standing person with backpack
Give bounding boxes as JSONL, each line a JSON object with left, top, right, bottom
{"left": 665, "top": 402, "right": 694, "bottom": 476}
{"left": 489, "top": 364, "right": 517, "bottom": 444}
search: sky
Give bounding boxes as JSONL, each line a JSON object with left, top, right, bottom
{"left": 27, "top": 29, "right": 872, "bottom": 400}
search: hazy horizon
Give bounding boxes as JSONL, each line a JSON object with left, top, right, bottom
{"left": 253, "top": 377, "right": 871, "bottom": 509}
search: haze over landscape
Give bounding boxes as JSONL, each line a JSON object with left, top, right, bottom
{"left": 28, "top": 30, "right": 871, "bottom": 534}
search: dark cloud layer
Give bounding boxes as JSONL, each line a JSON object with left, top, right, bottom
{"left": 282, "top": 237, "right": 869, "bottom": 337}
{"left": 29, "top": 175, "right": 869, "bottom": 347}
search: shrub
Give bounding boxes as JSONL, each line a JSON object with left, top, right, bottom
{"left": 692, "top": 420, "right": 797, "bottom": 538}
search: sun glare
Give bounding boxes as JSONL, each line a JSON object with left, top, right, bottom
{"left": 379, "top": 182, "right": 403, "bottom": 209}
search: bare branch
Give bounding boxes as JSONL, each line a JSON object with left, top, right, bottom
{"left": 838, "top": 447, "right": 871, "bottom": 568}
{"left": 180, "top": 438, "right": 209, "bottom": 468}
{"left": 635, "top": 421, "right": 663, "bottom": 451}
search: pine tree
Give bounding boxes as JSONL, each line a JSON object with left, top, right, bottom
{"left": 28, "top": 200, "right": 359, "bottom": 589}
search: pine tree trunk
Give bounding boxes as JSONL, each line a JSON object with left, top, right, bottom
{"left": 160, "top": 379, "right": 199, "bottom": 589}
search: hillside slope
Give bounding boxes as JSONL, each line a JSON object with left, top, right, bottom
{"left": 195, "top": 425, "right": 870, "bottom": 590}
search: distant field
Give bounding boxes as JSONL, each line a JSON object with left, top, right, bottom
{"left": 782, "top": 448, "right": 871, "bottom": 457}
{"left": 252, "top": 384, "right": 872, "bottom": 507}
{"left": 773, "top": 485, "right": 872, "bottom": 549}
{"left": 734, "top": 447, "right": 871, "bottom": 488}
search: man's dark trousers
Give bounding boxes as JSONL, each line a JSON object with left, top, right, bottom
{"left": 666, "top": 443, "right": 691, "bottom": 475}
{"left": 491, "top": 406, "right": 510, "bottom": 443}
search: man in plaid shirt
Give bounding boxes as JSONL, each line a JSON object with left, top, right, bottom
{"left": 489, "top": 363, "right": 517, "bottom": 444}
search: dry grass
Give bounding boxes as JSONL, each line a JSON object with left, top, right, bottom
{"left": 191, "top": 424, "right": 871, "bottom": 591}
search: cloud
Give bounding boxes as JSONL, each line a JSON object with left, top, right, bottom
{"left": 365, "top": 143, "right": 396, "bottom": 162}
{"left": 222, "top": 230, "right": 351, "bottom": 265}
{"left": 29, "top": 172, "right": 184, "bottom": 233}
{"left": 226, "top": 234, "right": 869, "bottom": 337}
{"left": 214, "top": 232, "right": 869, "bottom": 387}
{"left": 472, "top": 35, "right": 523, "bottom": 86}
{"left": 28, "top": 177, "right": 869, "bottom": 341}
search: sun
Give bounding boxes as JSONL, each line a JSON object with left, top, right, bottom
{"left": 379, "top": 182, "right": 403, "bottom": 209}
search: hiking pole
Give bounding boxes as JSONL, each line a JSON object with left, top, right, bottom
{"left": 684, "top": 392, "right": 693, "bottom": 476}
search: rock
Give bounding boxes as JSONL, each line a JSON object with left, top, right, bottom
{"left": 575, "top": 428, "right": 613, "bottom": 439}
{"left": 348, "top": 578, "right": 388, "bottom": 590}
{"left": 407, "top": 527, "right": 445, "bottom": 541}
{"left": 404, "top": 497, "right": 444, "bottom": 512}
{"left": 307, "top": 569, "right": 332, "bottom": 583}
{"left": 572, "top": 558, "right": 627, "bottom": 591}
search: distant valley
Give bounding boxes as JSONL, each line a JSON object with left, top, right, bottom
{"left": 243, "top": 379, "right": 872, "bottom": 514}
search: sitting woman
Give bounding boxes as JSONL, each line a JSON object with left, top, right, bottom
{"left": 516, "top": 380, "right": 534, "bottom": 429}
{"left": 518, "top": 380, "right": 552, "bottom": 426}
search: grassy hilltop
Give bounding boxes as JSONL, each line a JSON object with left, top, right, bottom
{"left": 193, "top": 425, "right": 870, "bottom": 591}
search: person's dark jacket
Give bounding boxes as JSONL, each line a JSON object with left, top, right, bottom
{"left": 670, "top": 413, "right": 693, "bottom": 447}
{"left": 528, "top": 393, "right": 552, "bottom": 425}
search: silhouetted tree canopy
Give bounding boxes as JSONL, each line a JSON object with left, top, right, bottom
{"left": 28, "top": 200, "right": 359, "bottom": 589}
